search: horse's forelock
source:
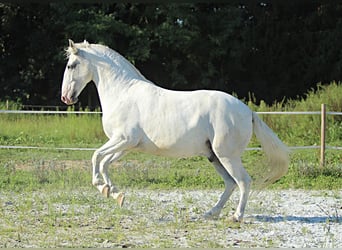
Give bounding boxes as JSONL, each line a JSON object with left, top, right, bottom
{"left": 65, "top": 47, "right": 77, "bottom": 58}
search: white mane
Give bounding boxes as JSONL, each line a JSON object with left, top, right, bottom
{"left": 70, "top": 41, "right": 148, "bottom": 81}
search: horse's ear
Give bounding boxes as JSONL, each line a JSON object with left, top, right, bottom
{"left": 68, "top": 39, "right": 78, "bottom": 54}
{"left": 83, "top": 40, "right": 90, "bottom": 47}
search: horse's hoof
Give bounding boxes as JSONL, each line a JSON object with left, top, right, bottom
{"left": 229, "top": 215, "right": 242, "bottom": 223}
{"left": 116, "top": 192, "right": 125, "bottom": 207}
{"left": 111, "top": 192, "right": 125, "bottom": 207}
{"left": 203, "top": 211, "right": 219, "bottom": 220}
{"left": 101, "top": 184, "right": 110, "bottom": 198}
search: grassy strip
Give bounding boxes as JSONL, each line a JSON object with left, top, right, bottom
{"left": 0, "top": 112, "right": 105, "bottom": 148}
{"left": 0, "top": 149, "right": 341, "bottom": 192}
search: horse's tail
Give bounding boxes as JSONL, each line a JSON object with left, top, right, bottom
{"left": 252, "top": 112, "right": 290, "bottom": 188}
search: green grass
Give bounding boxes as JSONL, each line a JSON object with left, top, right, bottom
{"left": 0, "top": 112, "right": 105, "bottom": 148}
{"left": 0, "top": 149, "right": 341, "bottom": 192}
{"left": 0, "top": 82, "right": 341, "bottom": 191}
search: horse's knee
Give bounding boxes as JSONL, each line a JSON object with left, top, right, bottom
{"left": 92, "top": 150, "right": 101, "bottom": 165}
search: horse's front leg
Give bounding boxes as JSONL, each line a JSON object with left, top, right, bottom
{"left": 92, "top": 136, "right": 136, "bottom": 206}
{"left": 100, "top": 152, "right": 125, "bottom": 206}
{"left": 92, "top": 153, "right": 112, "bottom": 196}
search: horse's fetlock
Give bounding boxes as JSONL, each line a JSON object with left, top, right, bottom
{"left": 231, "top": 214, "right": 243, "bottom": 223}
{"left": 110, "top": 185, "right": 119, "bottom": 194}
{"left": 92, "top": 178, "right": 103, "bottom": 186}
{"left": 204, "top": 208, "right": 221, "bottom": 219}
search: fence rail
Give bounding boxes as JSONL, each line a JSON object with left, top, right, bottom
{"left": 0, "top": 110, "right": 101, "bottom": 114}
{"left": 0, "top": 144, "right": 341, "bottom": 151}
{"left": 1, "top": 109, "right": 342, "bottom": 115}
{"left": 1, "top": 104, "right": 341, "bottom": 166}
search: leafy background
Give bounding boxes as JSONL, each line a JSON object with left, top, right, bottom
{"left": 1, "top": 3, "right": 342, "bottom": 107}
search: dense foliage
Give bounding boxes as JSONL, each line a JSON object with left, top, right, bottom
{"left": 1, "top": 3, "right": 342, "bottom": 107}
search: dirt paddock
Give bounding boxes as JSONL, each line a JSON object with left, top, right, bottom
{"left": 0, "top": 189, "right": 341, "bottom": 247}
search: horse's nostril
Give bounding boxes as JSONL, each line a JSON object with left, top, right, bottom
{"left": 61, "top": 95, "right": 68, "bottom": 103}
{"left": 61, "top": 95, "right": 71, "bottom": 104}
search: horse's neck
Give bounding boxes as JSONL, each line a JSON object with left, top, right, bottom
{"left": 93, "top": 67, "right": 153, "bottom": 115}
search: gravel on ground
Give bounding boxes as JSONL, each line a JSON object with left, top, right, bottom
{"left": 0, "top": 189, "right": 341, "bottom": 247}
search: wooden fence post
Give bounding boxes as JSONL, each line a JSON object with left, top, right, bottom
{"left": 320, "top": 103, "right": 326, "bottom": 167}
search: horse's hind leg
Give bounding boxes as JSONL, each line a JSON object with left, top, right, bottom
{"left": 213, "top": 155, "right": 251, "bottom": 222}
{"left": 204, "top": 156, "right": 237, "bottom": 219}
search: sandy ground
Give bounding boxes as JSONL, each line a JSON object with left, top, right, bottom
{"left": 126, "top": 189, "right": 342, "bottom": 248}
{"left": 0, "top": 189, "right": 341, "bottom": 247}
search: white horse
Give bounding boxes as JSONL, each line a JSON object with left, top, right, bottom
{"left": 61, "top": 39, "right": 289, "bottom": 222}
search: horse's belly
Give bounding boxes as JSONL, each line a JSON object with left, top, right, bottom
{"left": 138, "top": 135, "right": 210, "bottom": 158}
{"left": 143, "top": 145, "right": 209, "bottom": 158}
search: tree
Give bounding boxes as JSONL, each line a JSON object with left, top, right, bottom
{"left": 0, "top": 3, "right": 341, "bottom": 107}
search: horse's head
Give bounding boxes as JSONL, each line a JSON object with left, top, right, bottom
{"left": 61, "top": 39, "right": 93, "bottom": 105}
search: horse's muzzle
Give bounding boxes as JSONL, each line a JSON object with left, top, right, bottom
{"left": 61, "top": 95, "right": 78, "bottom": 105}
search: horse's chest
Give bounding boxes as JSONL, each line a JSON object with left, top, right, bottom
{"left": 101, "top": 110, "right": 138, "bottom": 139}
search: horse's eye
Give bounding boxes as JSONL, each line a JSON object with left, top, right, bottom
{"left": 67, "top": 64, "right": 76, "bottom": 70}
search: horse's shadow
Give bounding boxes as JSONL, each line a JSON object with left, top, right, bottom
{"left": 251, "top": 215, "right": 341, "bottom": 224}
